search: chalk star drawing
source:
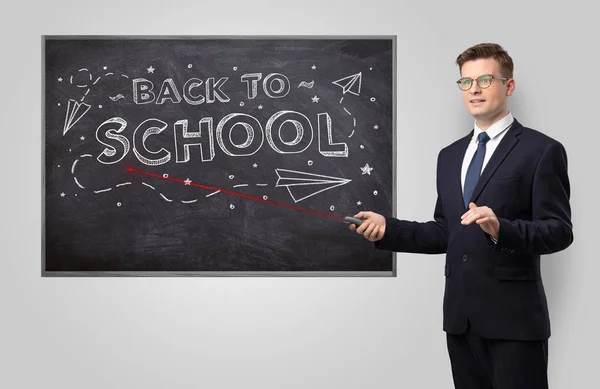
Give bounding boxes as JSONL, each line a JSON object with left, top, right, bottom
{"left": 60, "top": 192, "right": 66, "bottom": 197}
{"left": 332, "top": 72, "right": 362, "bottom": 96}
{"left": 80, "top": 136, "right": 85, "bottom": 141}
{"left": 63, "top": 99, "right": 91, "bottom": 135}
{"left": 275, "top": 168, "right": 351, "bottom": 203}
{"left": 258, "top": 105, "right": 263, "bottom": 109}
{"left": 373, "top": 125, "right": 379, "bottom": 129}
{"left": 311, "top": 95, "right": 320, "bottom": 103}
{"left": 184, "top": 178, "right": 192, "bottom": 185}
{"left": 360, "top": 163, "right": 373, "bottom": 175}
{"left": 58, "top": 77, "right": 63, "bottom": 82}
{"left": 253, "top": 163, "right": 258, "bottom": 168}
{"left": 311, "top": 65, "right": 317, "bottom": 70}
{"left": 147, "top": 66, "right": 155, "bottom": 73}
{"left": 357, "top": 201, "right": 362, "bottom": 206}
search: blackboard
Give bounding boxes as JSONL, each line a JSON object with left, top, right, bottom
{"left": 43, "top": 36, "right": 396, "bottom": 276}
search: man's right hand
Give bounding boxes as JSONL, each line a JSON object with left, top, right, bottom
{"left": 349, "top": 211, "right": 386, "bottom": 242}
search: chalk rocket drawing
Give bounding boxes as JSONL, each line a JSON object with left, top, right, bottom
{"left": 63, "top": 99, "right": 91, "bottom": 135}
{"left": 332, "top": 72, "right": 362, "bottom": 96}
{"left": 275, "top": 168, "right": 351, "bottom": 203}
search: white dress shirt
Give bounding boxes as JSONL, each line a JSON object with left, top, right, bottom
{"left": 461, "top": 112, "right": 514, "bottom": 194}
{"left": 461, "top": 112, "right": 514, "bottom": 243}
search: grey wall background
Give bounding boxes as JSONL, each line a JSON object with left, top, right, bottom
{"left": 1, "top": 0, "right": 597, "bottom": 388}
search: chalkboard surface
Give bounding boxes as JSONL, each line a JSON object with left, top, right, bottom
{"left": 43, "top": 36, "right": 396, "bottom": 275}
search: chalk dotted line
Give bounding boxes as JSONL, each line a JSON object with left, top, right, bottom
{"left": 67, "top": 67, "right": 129, "bottom": 103}
{"left": 70, "top": 155, "right": 269, "bottom": 204}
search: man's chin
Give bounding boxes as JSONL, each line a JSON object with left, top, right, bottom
{"left": 470, "top": 109, "right": 492, "bottom": 120}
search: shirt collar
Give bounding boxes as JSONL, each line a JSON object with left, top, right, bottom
{"left": 472, "top": 112, "right": 514, "bottom": 142}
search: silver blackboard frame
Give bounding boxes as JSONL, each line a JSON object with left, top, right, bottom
{"left": 41, "top": 35, "right": 397, "bottom": 277}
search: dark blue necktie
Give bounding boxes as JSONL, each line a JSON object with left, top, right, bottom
{"left": 463, "top": 131, "right": 490, "bottom": 208}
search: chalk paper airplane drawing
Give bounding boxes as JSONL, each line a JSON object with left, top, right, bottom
{"left": 275, "top": 168, "right": 351, "bottom": 203}
{"left": 332, "top": 72, "right": 362, "bottom": 96}
{"left": 63, "top": 99, "right": 91, "bottom": 135}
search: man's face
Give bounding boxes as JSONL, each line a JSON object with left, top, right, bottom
{"left": 459, "top": 58, "right": 514, "bottom": 127}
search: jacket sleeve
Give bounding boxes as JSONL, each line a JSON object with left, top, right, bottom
{"left": 374, "top": 151, "right": 448, "bottom": 254}
{"left": 495, "top": 141, "right": 574, "bottom": 255}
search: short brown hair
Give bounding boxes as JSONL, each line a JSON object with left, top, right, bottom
{"left": 456, "top": 43, "right": 514, "bottom": 79}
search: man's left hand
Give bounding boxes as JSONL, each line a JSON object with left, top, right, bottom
{"left": 460, "top": 202, "right": 499, "bottom": 239}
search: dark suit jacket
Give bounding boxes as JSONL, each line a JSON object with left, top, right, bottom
{"left": 376, "top": 118, "right": 573, "bottom": 340}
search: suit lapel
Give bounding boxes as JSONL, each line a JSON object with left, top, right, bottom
{"left": 452, "top": 131, "right": 473, "bottom": 210}
{"left": 468, "top": 119, "right": 523, "bottom": 206}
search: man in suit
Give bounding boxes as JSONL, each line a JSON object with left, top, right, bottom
{"left": 350, "top": 43, "right": 573, "bottom": 389}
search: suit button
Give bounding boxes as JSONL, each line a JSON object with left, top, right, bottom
{"left": 462, "top": 254, "right": 469, "bottom": 262}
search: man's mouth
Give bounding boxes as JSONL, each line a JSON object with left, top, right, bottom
{"left": 470, "top": 99, "right": 486, "bottom": 104}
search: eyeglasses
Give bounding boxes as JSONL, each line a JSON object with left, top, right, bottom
{"left": 456, "top": 75, "right": 508, "bottom": 91}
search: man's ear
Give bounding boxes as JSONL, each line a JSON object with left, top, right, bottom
{"left": 506, "top": 78, "right": 516, "bottom": 96}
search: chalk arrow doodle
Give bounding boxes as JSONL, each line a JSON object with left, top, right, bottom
{"left": 63, "top": 99, "right": 91, "bottom": 135}
{"left": 275, "top": 168, "right": 351, "bottom": 203}
{"left": 332, "top": 72, "right": 362, "bottom": 96}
